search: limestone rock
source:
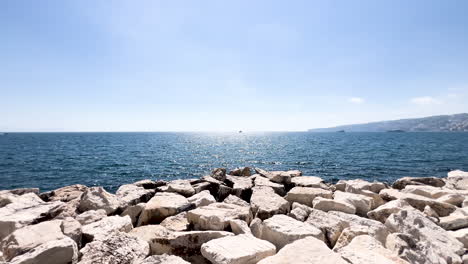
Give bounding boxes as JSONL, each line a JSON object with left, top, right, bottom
{"left": 250, "top": 218, "right": 263, "bottom": 238}
{"left": 401, "top": 185, "right": 456, "bottom": 199}
{"left": 121, "top": 203, "right": 145, "bottom": 226}
{"left": 259, "top": 214, "right": 324, "bottom": 249}
{"left": 439, "top": 211, "right": 468, "bottom": 230}
{"left": 225, "top": 175, "right": 253, "bottom": 201}
{"left": 334, "top": 191, "right": 373, "bottom": 216}
{"left": 438, "top": 194, "right": 465, "bottom": 206}
{"left": 385, "top": 209, "right": 464, "bottom": 264}
{"left": 313, "top": 197, "right": 356, "bottom": 214}
{"left": 285, "top": 187, "right": 332, "bottom": 207}
{"left": 61, "top": 217, "right": 82, "bottom": 247}
{"left": 258, "top": 236, "right": 347, "bottom": 264}
{"left": 344, "top": 185, "right": 385, "bottom": 209}
{"left": 192, "top": 182, "right": 211, "bottom": 194}
{"left": 289, "top": 202, "right": 313, "bottom": 222}
{"left": 253, "top": 176, "right": 285, "bottom": 196}
{"left": 223, "top": 195, "right": 249, "bottom": 207}
{"left": 75, "top": 209, "right": 107, "bottom": 225}
{"left": 116, "top": 184, "right": 154, "bottom": 208}
{"left": 40, "top": 184, "right": 87, "bottom": 203}
{"left": 392, "top": 177, "right": 445, "bottom": 190}
{"left": 211, "top": 168, "right": 227, "bottom": 181}
{"left": 138, "top": 192, "right": 192, "bottom": 225}
{"left": 336, "top": 179, "right": 386, "bottom": 193}
{"left": 337, "top": 235, "right": 409, "bottom": 264}
{"left": 291, "top": 176, "right": 328, "bottom": 189}
{"left": 160, "top": 212, "right": 190, "bottom": 231}
{"left": 133, "top": 179, "right": 166, "bottom": 189}
{"left": 82, "top": 215, "right": 132, "bottom": 242}
{"left": 78, "top": 187, "right": 121, "bottom": 215}
{"left": 0, "top": 188, "right": 39, "bottom": 197}
{"left": 367, "top": 199, "right": 414, "bottom": 223}
{"left": 250, "top": 186, "right": 289, "bottom": 220}
{"left": 167, "top": 180, "right": 196, "bottom": 197}
{"left": 449, "top": 228, "right": 468, "bottom": 248}
{"left": 255, "top": 168, "right": 300, "bottom": 184}
{"left": 201, "top": 234, "right": 276, "bottom": 264}
{"left": 138, "top": 254, "right": 190, "bottom": 264}
{"left": 187, "top": 202, "right": 252, "bottom": 231}
{"left": 229, "top": 167, "right": 252, "bottom": 177}
{"left": 446, "top": 170, "right": 468, "bottom": 190}
{"left": 0, "top": 192, "right": 43, "bottom": 209}
{"left": 79, "top": 232, "right": 149, "bottom": 264}
{"left": 9, "top": 237, "right": 78, "bottom": 264}
{"left": 187, "top": 190, "right": 216, "bottom": 207}
{"left": 229, "top": 219, "right": 251, "bottom": 235}
{"left": 305, "top": 208, "right": 350, "bottom": 247}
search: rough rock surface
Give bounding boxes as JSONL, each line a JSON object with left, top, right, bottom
{"left": 167, "top": 180, "right": 196, "bottom": 197}
{"left": 253, "top": 176, "right": 286, "bottom": 196}
{"left": 334, "top": 191, "right": 373, "bottom": 216}
{"left": 305, "top": 208, "right": 350, "bottom": 247}
{"left": 187, "top": 202, "right": 252, "bottom": 231}
{"left": 116, "top": 184, "right": 154, "bottom": 208}
{"left": 121, "top": 203, "right": 145, "bottom": 226}
{"left": 258, "top": 236, "right": 347, "bottom": 264}
{"left": 201, "top": 234, "right": 276, "bottom": 264}
{"left": 225, "top": 175, "right": 253, "bottom": 201}
{"left": 313, "top": 197, "right": 356, "bottom": 214}
{"left": 367, "top": 199, "right": 414, "bottom": 223}
{"left": 160, "top": 212, "right": 190, "bottom": 231}
{"left": 285, "top": 187, "right": 333, "bottom": 207}
{"left": 223, "top": 195, "right": 249, "bottom": 207}
{"left": 9, "top": 237, "right": 78, "bottom": 264}
{"left": 250, "top": 186, "right": 289, "bottom": 220}
{"left": 392, "top": 177, "right": 446, "bottom": 189}
{"left": 139, "top": 254, "right": 190, "bottom": 264}
{"left": 40, "top": 184, "right": 87, "bottom": 203}
{"left": 187, "top": 190, "right": 216, "bottom": 207}
{"left": 255, "top": 168, "right": 299, "bottom": 184}
{"left": 138, "top": 192, "right": 192, "bottom": 225}
{"left": 78, "top": 187, "right": 121, "bottom": 215}
{"left": 229, "top": 219, "right": 251, "bottom": 235}
{"left": 82, "top": 215, "right": 132, "bottom": 242}
{"left": 336, "top": 179, "right": 386, "bottom": 193}
{"left": 289, "top": 202, "right": 313, "bottom": 221}
{"left": 228, "top": 167, "right": 251, "bottom": 177}
{"left": 291, "top": 176, "right": 328, "bottom": 189}
{"left": 449, "top": 228, "right": 468, "bottom": 248}
{"left": 75, "top": 209, "right": 107, "bottom": 225}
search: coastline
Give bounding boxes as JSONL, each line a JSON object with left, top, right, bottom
{"left": 1, "top": 167, "right": 468, "bottom": 263}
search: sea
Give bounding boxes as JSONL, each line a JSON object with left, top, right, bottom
{"left": 1, "top": 132, "right": 467, "bottom": 193}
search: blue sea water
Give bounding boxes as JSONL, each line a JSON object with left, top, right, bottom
{"left": 1, "top": 132, "right": 468, "bottom": 193}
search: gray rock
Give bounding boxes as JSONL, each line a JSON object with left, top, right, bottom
{"left": 392, "top": 177, "right": 445, "bottom": 190}
{"left": 121, "top": 203, "right": 145, "bottom": 226}
{"left": 211, "top": 168, "right": 227, "bottom": 181}
{"left": 306, "top": 208, "right": 350, "bottom": 247}
{"left": 78, "top": 187, "right": 121, "bottom": 215}
{"left": 40, "top": 185, "right": 87, "bottom": 203}
{"left": 133, "top": 179, "right": 166, "bottom": 189}
{"left": 253, "top": 175, "right": 286, "bottom": 196}
{"left": 229, "top": 167, "right": 252, "bottom": 177}
{"left": 225, "top": 175, "right": 253, "bottom": 201}
{"left": 137, "top": 192, "right": 192, "bottom": 225}
{"left": 250, "top": 186, "right": 289, "bottom": 220}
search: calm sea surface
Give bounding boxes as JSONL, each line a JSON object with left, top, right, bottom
{"left": 1, "top": 132, "right": 467, "bottom": 193}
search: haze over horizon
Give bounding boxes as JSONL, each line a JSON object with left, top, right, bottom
{"left": 2, "top": 0, "right": 468, "bottom": 132}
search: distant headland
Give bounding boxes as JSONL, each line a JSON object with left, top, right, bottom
{"left": 309, "top": 113, "right": 468, "bottom": 132}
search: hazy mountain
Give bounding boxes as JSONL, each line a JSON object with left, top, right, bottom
{"left": 309, "top": 113, "right": 468, "bottom": 132}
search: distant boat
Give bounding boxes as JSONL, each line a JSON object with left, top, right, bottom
{"left": 238, "top": 130, "right": 243, "bottom": 133}
{"left": 336, "top": 130, "right": 345, "bottom": 133}
{"left": 387, "top": 129, "right": 405, "bottom": 133}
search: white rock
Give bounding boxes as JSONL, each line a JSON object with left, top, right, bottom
{"left": 392, "top": 177, "right": 445, "bottom": 189}
{"left": 305, "top": 208, "right": 350, "bottom": 247}
{"left": 116, "top": 184, "right": 154, "bottom": 208}
{"left": 187, "top": 202, "right": 252, "bottom": 231}
{"left": 250, "top": 186, "right": 289, "bottom": 220}
{"left": 289, "top": 202, "right": 313, "bottom": 221}
{"left": 167, "top": 180, "right": 196, "bottom": 197}
{"left": 79, "top": 232, "right": 149, "bottom": 264}
{"left": 337, "top": 235, "right": 409, "bottom": 264}
{"left": 385, "top": 209, "right": 464, "bottom": 264}
{"left": 78, "top": 187, "right": 121, "bottom": 215}
{"left": 449, "top": 228, "right": 468, "bottom": 248}
{"left": 201, "top": 234, "right": 276, "bottom": 264}
{"left": 313, "top": 197, "right": 356, "bottom": 214}
{"left": 336, "top": 179, "right": 386, "bottom": 193}
{"left": 75, "top": 209, "right": 107, "bottom": 225}
{"left": 257, "top": 236, "right": 347, "bottom": 264}
{"left": 223, "top": 195, "right": 249, "bottom": 207}
{"left": 439, "top": 212, "right": 468, "bottom": 230}
{"left": 344, "top": 185, "right": 385, "bottom": 209}
{"left": 367, "top": 199, "right": 414, "bottom": 223}
{"left": 138, "top": 254, "right": 190, "bottom": 264}
{"left": 446, "top": 170, "right": 468, "bottom": 190}
{"left": 138, "top": 192, "right": 192, "bottom": 225}
{"left": 255, "top": 168, "right": 300, "bottom": 184}
{"left": 61, "top": 217, "right": 82, "bottom": 247}
{"left": 334, "top": 191, "right": 373, "bottom": 216}
{"left": 41, "top": 184, "right": 87, "bottom": 203}
{"left": 259, "top": 214, "right": 324, "bottom": 249}
{"left": 285, "top": 187, "right": 333, "bottom": 207}
{"left": 9, "top": 237, "right": 78, "bottom": 264}
{"left": 82, "top": 215, "right": 132, "bottom": 242}
{"left": 253, "top": 175, "right": 286, "bottom": 196}
{"left": 229, "top": 219, "right": 251, "bottom": 235}
{"left": 291, "top": 176, "right": 328, "bottom": 189}
{"left": 121, "top": 203, "right": 145, "bottom": 226}
{"left": 187, "top": 190, "right": 216, "bottom": 207}
{"left": 160, "top": 212, "right": 190, "bottom": 231}
{"left": 250, "top": 218, "right": 263, "bottom": 238}
{"left": 226, "top": 175, "right": 253, "bottom": 200}
{"left": 438, "top": 194, "right": 466, "bottom": 206}
{"left": 0, "top": 192, "right": 43, "bottom": 208}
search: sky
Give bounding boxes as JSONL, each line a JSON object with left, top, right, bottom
{"left": 1, "top": 0, "right": 468, "bottom": 132}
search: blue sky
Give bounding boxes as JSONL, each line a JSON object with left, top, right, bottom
{"left": 1, "top": 0, "right": 468, "bottom": 132}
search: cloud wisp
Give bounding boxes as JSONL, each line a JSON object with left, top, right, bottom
{"left": 410, "top": 96, "right": 441, "bottom": 106}
{"left": 348, "top": 97, "right": 365, "bottom": 104}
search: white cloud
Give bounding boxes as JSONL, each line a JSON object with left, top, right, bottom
{"left": 348, "top": 97, "right": 365, "bottom": 104}
{"left": 410, "top": 96, "right": 441, "bottom": 105}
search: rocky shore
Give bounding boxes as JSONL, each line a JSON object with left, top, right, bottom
{"left": 1, "top": 168, "right": 468, "bottom": 264}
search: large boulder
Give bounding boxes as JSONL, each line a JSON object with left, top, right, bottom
{"left": 258, "top": 214, "right": 324, "bottom": 249}
{"left": 139, "top": 254, "right": 190, "bottom": 264}
{"left": 449, "top": 228, "right": 468, "bottom": 248}
{"left": 75, "top": 209, "right": 107, "bottom": 225}
{"left": 392, "top": 177, "right": 445, "bottom": 190}
{"left": 9, "top": 237, "right": 78, "bottom": 264}
{"left": 337, "top": 235, "right": 409, "bottom": 264}
{"left": 253, "top": 175, "right": 286, "bottom": 196}
{"left": 305, "top": 208, "right": 350, "bottom": 247}
{"left": 385, "top": 209, "right": 464, "bottom": 264}
{"left": 312, "top": 197, "right": 356, "bottom": 214}
{"left": 225, "top": 175, "right": 253, "bottom": 201}
{"left": 255, "top": 168, "right": 300, "bottom": 184}
{"left": 223, "top": 195, "right": 249, "bottom": 207}
{"left": 167, "top": 180, "right": 196, "bottom": 197}
{"left": 187, "top": 202, "right": 252, "bottom": 231}
{"left": 333, "top": 191, "right": 373, "bottom": 216}
{"left": 439, "top": 210, "right": 468, "bottom": 230}
{"left": 78, "top": 187, "right": 121, "bottom": 215}
{"left": 446, "top": 170, "right": 468, "bottom": 190}
{"left": 40, "top": 184, "right": 87, "bottom": 203}
{"left": 229, "top": 219, "right": 251, "bottom": 235}
{"left": 116, "top": 184, "right": 155, "bottom": 208}
{"left": 285, "top": 187, "right": 332, "bottom": 207}
{"left": 82, "top": 215, "right": 132, "bottom": 242}
{"left": 367, "top": 199, "right": 414, "bottom": 223}
{"left": 121, "top": 203, "right": 145, "bottom": 226}
{"left": 78, "top": 232, "right": 149, "bottom": 264}
{"left": 289, "top": 202, "right": 313, "bottom": 222}
{"left": 291, "top": 176, "right": 328, "bottom": 189}
{"left": 187, "top": 190, "right": 216, "bottom": 207}
{"left": 344, "top": 185, "right": 385, "bottom": 209}
{"left": 201, "top": 234, "right": 276, "bottom": 264}
{"left": 336, "top": 179, "right": 386, "bottom": 193}
{"left": 250, "top": 186, "right": 289, "bottom": 220}
{"left": 0, "top": 192, "right": 43, "bottom": 208}
{"left": 160, "top": 212, "right": 190, "bottom": 231}
{"left": 258, "top": 236, "right": 347, "bottom": 264}
{"left": 137, "top": 192, "right": 193, "bottom": 226}
{"left": 211, "top": 168, "right": 227, "bottom": 181}
{"left": 229, "top": 167, "right": 252, "bottom": 177}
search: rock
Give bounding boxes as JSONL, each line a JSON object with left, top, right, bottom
{"left": 446, "top": 170, "right": 468, "bottom": 190}
{"left": 75, "top": 209, "right": 107, "bottom": 225}
{"left": 379, "top": 188, "right": 457, "bottom": 217}
{"left": 40, "top": 184, "right": 87, "bottom": 202}
{"left": 211, "top": 168, "right": 227, "bottom": 181}
{"left": 0, "top": 220, "right": 65, "bottom": 261}
{"left": 187, "top": 190, "right": 216, "bottom": 207}
{"left": 61, "top": 217, "right": 82, "bottom": 247}
{"left": 121, "top": 203, "right": 145, "bottom": 226}
{"left": 336, "top": 179, "right": 386, "bottom": 193}
{"left": 137, "top": 192, "right": 193, "bottom": 225}
{"left": 423, "top": 205, "right": 439, "bottom": 219}
{"left": 229, "top": 167, "right": 252, "bottom": 177}
{"left": 192, "top": 182, "right": 211, "bottom": 193}
{"left": 160, "top": 212, "right": 190, "bottom": 231}
{"left": 305, "top": 208, "right": 350, "bottom": 247}
{"left": 116, "top": 184, "right": 154, "bottom": 208}
{"left": 250, "top": 186, "right": 289, "bottom": 220}
{"left": 289, "top": 202, "right": 312, "bottom": 221}
{"left": 201, "top": 234, "right": 276, "bottom": 264}
{"left": 344, "top": 185, "right": 385, "bottom": 209}
{"left": 82, "top": 215, "right": 132, "bottom": 242}
{"left": 285, "top": 187, "right": 332, "bottom": 207}
{"left": 223, "top": 195, "right": 249, "bottom": 207}
{"left": 9, "top": 237, "right": 78, "bottom": 264}
{"left": 0, "top": 200, "right": 65, "bottom": 240}
{"left": 79, "top": 232, "right": 149, "bottom": 264}
{"left": 129, "top": 225, "right": 232, "bottom": 261}
{"left": 187, "top": 202, "right": 252, "bottom": 231}
{"left": 78, "top": 187, "right": 121, "bottom": 215}
{"left": 258, "top": 236, "right": 347, "bottom": 264}
{"left": 367, "top": 199, "right": 414, "bottom": 223}
{"left": 337, "top": 235, "right": 409, "bottom": 264}
{"left": 291, "top": 176, "right": 328, "bottom": 189}
{"left": 133, "top": 179, "right": 166, "bottom": 189}
{"left": 439, "top": 211, "right": 468, "bottom": 230}
{"left": 0, "top": 188, "right": 39, "bottom": 196}
{"left": 438, "top": 194, "right": 466, "bottom": 206}
{"left": 55, "top": 198, "right": 81, "bottom": 219}
{"left": 225, "top": 175, "right": 253, "bottom": 201}
{"left": 250, "top": 218, "right": 263, "bottom": 238}
{"left": 449, "top": 228, "right": 468, "bottom": 248}
{"left": 313, "top": 197, "right": 356, "bottom": 214}
{"left": 392, "top": 177, "right": 445, "bottom": 190}
{"left": 167, "top": 180, "right": 196, "bottom": 197}
{"left": 333, "top": 191, "right": 373, "bottom": 216}
{"left": 0, "top": 192, "right": 43, "bottom": 209}
{"left": 253, "top": 176, "right": 286, "bottom": 196}
{"left": 385, "top": 209, "right": 464, "bottom": 264}
{"left": 255, "top": 168, "right": 300, "bottom": 184}
{"left": 401, "top": 185, "right": 456, "bottom": 199}
{"left": 229, "top": 219, "right": 251, "bottom": 235}
{"left": 259, "top": 214, "right": 324, "bottom": 249}
{"left": 138, "top": 254, "right": 190, "bottom": 264}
